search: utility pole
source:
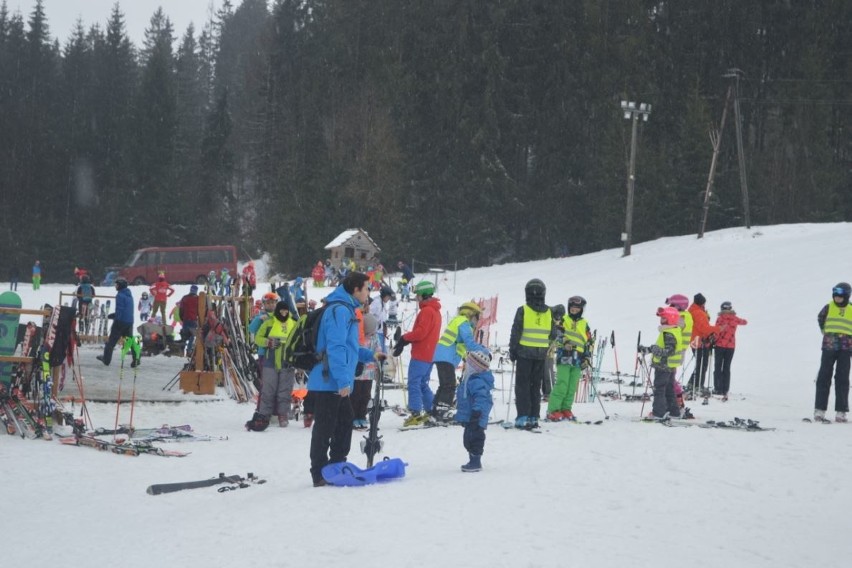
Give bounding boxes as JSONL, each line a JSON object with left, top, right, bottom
{"left": 698, "top": 86, "right": 733, "bottom": 238}
{"left": 620, "top": 100, "right": 652, "bottom": 257}
{"left": 724, "top": 68, "right": 751, "bottom": 229}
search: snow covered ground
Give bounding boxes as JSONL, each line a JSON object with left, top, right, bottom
{"left": 2, "top": 222, "right": 851, "bottom": 568}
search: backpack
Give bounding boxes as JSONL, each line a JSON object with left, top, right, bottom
{"left": 79, "top": 283, "right": 94, "bottom": 302}
{"left": 284, "top": 300, "right": 349, "bottom": 372}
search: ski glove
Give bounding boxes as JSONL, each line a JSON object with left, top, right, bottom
{"left": 107, "top": 313, "right": 115, "bottom": 320}
{"left": 392, "top": 338, "right": 409, "bottom": 357}
{"left": 581, "top": 357, "right": 591, "bottom": 370}
{"left": 508, "top": 349, "right": 517, "bottom": 363}
{"left": 637, "top": 345, "right": 649, "bottom": 355}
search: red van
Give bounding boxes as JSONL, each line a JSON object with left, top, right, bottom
{"left": 114, "top": 245, "right": 238, "bottom": 285}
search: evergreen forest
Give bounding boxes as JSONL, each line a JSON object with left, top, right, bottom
{"left": 0, "top": 0, "right": 849, "bottom": 280}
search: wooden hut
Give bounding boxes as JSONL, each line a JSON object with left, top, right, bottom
{"left": 324, "top": 228, "right": 381, "bottom": 268}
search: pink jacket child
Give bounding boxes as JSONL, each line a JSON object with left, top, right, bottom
{"left": 714, "top": 304, "right": 748, "bottom": 349}
{"left": 712, "top": 301, "right": 748, "bottom": 397}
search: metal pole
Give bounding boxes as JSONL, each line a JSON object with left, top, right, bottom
{"left": 732, "top": 73, "right": 751, "bottom": 228}
{"left": 699, "top": 86, "right": 733, "bottom": 238}
{"left": 623, "top": 114, "right": 639, "bottom": 257}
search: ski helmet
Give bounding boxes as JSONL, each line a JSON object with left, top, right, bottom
{"left": 414, "top": 280, "right": 435, "bottom": 297}
{"left": 115, "top": 277, "right": 128, "bottom": 289}
{"left": 262, "top": 292, "right": 278, "bottom": 302}
{"left": 720, "top": 301, "right": 733, "bottom": 311}
{"left": 665, "top": 294, "right": 689, "bottom": 311}
{"left": 189, "top": 285, "right": 198, "bottom": 294}
{"left": 81, "top": 274, "right": 91, "bottom": 284}
{"left": 525, "top": 279, "right": 546, "bottom": 301}
{"left": 380, "top": 286, "right": 395, "bottom": 299}
{"left": 568, "top": 296, "right": 587, "bottom": 309}
{"left": 551, "top": 304, "right": 566, "bottom": 320}
{"left": 141, "top": 291, "right": 149, "bottom": 299}
{"left": 832, "top": 282, "right": 851, "bottom": 298}
{"left": 657, "top": 306, "right": 680, "bottom": 326}
{"left": 465, "top": 350, "right": 492, "bottom": 373}
{"left": 458, "top": 301, "right": 482, "bottom": 317}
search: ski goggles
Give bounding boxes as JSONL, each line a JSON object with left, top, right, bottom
{"left": 833, "top": 287, "right": 849, "bottom": 297}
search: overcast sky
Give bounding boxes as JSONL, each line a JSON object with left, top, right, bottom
{"left": 8, "top": 1, "right": 230, "bottom": 46}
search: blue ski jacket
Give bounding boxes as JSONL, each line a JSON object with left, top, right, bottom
{"left": 455, "top": 369, "right": 494, "bottom": 428}
{"left": 307, "top": 286, "right": 375, "bottom": 393}
{"left": 114, "top": 288, "right": 134, "bottom": 324}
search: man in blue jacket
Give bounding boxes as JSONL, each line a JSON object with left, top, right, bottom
{"left": 97, "top": 277, "right": 137, "bottom": 367}
{"left": 309, "top": 272, "right": 385, "bottom": 487}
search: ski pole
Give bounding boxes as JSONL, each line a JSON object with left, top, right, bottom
{"left": 639, "top": 356, "right": 652, "bottom": 418}
{"left": 632, "top": 331, "right": 641, "bottom": 398}
{"left": 588, "top": 372, "right": 610, "bottom": 419}
{"left": 611, "top": 331, "right": 622, "bottom": 400}
{"left": 114, "top": 348, "right": 126, "bottom": 442}
{"left": 505, "top": 361, "right": 515, "bottom": 423}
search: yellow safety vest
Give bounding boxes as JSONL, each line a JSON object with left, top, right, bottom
{"left": 519, "top": 305, "right": 552, "bottom": 348}
{"left": 438, "top": 314, "right": 470, "bottom": 358}
{"left": 561, "top": 316, "right": 589, "bottom": 354}
{"left": 679, "top": 310, "right": 693, "bottom": 353}
{"left": 257, "top": 317, "right": 297, "bottom": 370}
{"left": 825, "top": 303, "right": 852, "bottom": 336}
{"left": 653, "top": 326, "right": 683, "bottom": 369}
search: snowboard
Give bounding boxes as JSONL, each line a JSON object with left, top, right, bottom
{"left": 0, "top": 291, "right": 22, "bottom": 389}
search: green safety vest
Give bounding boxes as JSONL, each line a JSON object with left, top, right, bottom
{"left": 519, "top": 305, "right": 552, "bottom": 348}
{"left": 256, "top": 317, "right": 297, "bottom": 370}
{"left": 825, "top": 303, "right": 852, "bottom": 336}
{"left": 653, "top": 326, "right": 683, "bottom": 369}
{"left": 679, "top": 310, "right": 693, "bottom": 354}
{"left": 438, "top": 314, "right": 470, "bottom": 358}
{"left": 561, "top": 316, "right": 589, "bottom": 354}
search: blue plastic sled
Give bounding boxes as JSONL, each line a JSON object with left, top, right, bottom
{"left": 321, "top": 457, "right": 407, "bottom": 487}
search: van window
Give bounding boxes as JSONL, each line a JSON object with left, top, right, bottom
{"left": 162, "top": 250, "right": 192, "bottom": 264}
{"left": 197, "top": 250, "right": 228, "bottom": 264}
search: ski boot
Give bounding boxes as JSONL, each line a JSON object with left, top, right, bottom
{"left": 526, "top": 416, "right": 540, "bottom": 430}
{"left": 561, "top": 410, "right": 576, "bottom": 422}
{"left": 546, "top": 411, "right": 563, "bottom": 422}
{"left": 514, "top": 416, "right": 529, "bottom": 429}
{"left": 836, "top": 412, "right": 848, "bottom": 423}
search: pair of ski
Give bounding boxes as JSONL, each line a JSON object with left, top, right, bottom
{"left": 499, "top": 420, "right": 544, "bottom": 433}
{"left": 147, "top": 472, "right": 266, "bottom": 495}
{"left": 543, "top": 417, "right": 605, "bottom": 425}
{"left": 59, "top": 434, "right": 190, "bottom": 457}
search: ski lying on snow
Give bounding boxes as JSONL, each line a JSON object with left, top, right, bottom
{"left": 147, "top": 473, "right": 265, "bottom": 495}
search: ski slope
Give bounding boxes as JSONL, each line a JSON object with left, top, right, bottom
{"left": 2, "top": 222, "right": 851, "bottom": 568}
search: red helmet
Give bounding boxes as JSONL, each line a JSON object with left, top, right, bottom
{"left": 657, "top": 306, "right": 680, "bottom": 326}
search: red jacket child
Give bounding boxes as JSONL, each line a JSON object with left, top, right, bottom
{"left": 402, "top": 296, "right": 442, "bottom": 362}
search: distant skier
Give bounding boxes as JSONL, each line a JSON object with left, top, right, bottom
{"left": 508, "top": 279, "right": 553, "bottom": 430}
{"left": 137, "top": 291, "right": 153, "bottom": 322}
{"left": 32, "top": 260, "right": 41, "bottom": 290}
{"left": 813, "top": 283, "right": 852, "bottom": 423}
{"left": 97, "top": 278, "right": 138, "bottom": 367}
{"left": 242, "top": 261, "right": 257, "bottom": 296}
{"left": 149, "top": 275, "right": 175, "bottom": 324}
{"left": 713, "top": 301, "right": 748, "bottom": 400}
{"left": 639, "top": 307, "right": 683, "bottom": 419}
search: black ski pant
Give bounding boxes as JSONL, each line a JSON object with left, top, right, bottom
{"left": 101, "top": 321, "right": 133, "bottom": 365}
{"left": 814, "top": 349, "right": 851, "bottom": 413}
{"left": 713, "top": 347, "right": 735, "bottom": 395}
{"left": 651, "top": 367, "right": 679, "bottom": 418}
{"left": 514, "top": 357, "right": 545, "bottom": 419}
{"left": 689, "top": 345, "right": 713, "bottom": 390}
{"left": 463, "top": 421, "right": 485, "bottom": 456}
{"left": 351, "top": 380, "right": 372, "bottom": 421}
{"left": 309, "top": 391, "right": 354, "bottom": 484}
{"left": 433, "top": 361, "right": 457, "bottom": 412}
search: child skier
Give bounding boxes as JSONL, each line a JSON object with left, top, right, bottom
{"left": 639, "top": 306, "right": 683, "bottom": 419}
{"left": 546, "top": 296, "right": 592, "bottom": 421}
{"left": 138, "top": 291, "right": 153, "bottom": 322}
{"left": 713, "top": 301, "right": 748, "bottom": 400}
{"left": 813, "top": 282, "right": 851, "bottom": 423}
{"left": 432, "top": 301, "right": 484, "bottom": 421}
{"left": 455, "top": 349, "right": 494, "bottom": 473}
